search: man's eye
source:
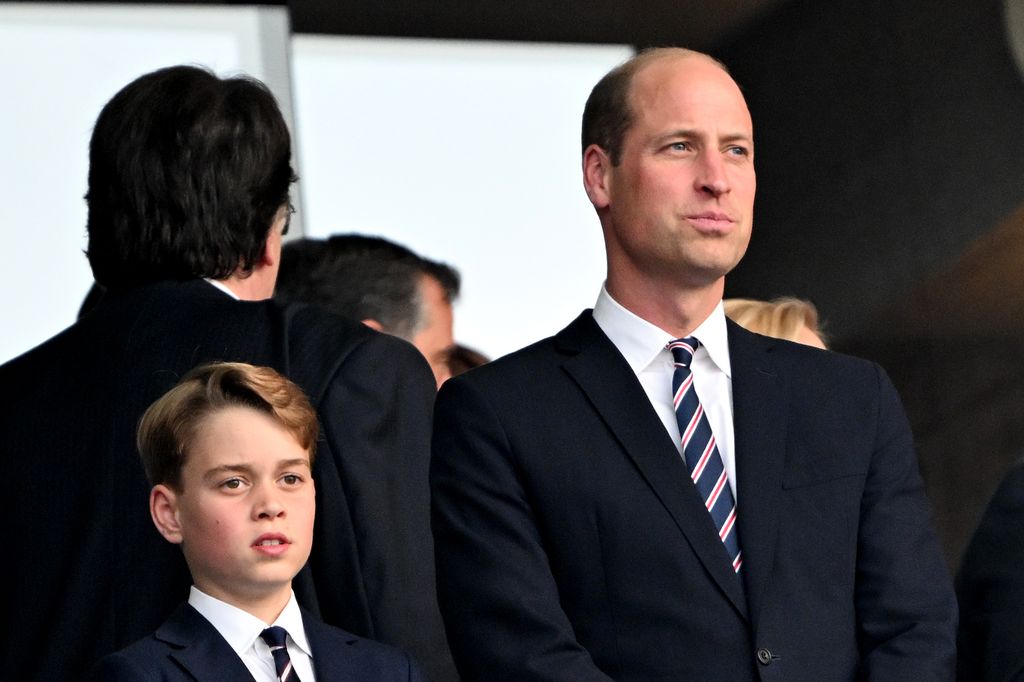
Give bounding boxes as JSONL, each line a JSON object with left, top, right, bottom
{"left": 669, "top": 141, "right": 690, "bottom": 151}
{"left": 727, "top": 145, "right": 750, "bottom": 156}
{"left": 282, "top": 474, "right": 301, "bottom": 486}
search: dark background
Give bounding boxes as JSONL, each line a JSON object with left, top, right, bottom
{"left": 42, "top": 0, "right": 1024, "bottom": 571}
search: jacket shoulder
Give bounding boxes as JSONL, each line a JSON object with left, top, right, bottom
{"left": 307, "top": 617, "right": 424, "bottom": 679}
{"left": 87, "top": 636, "right": 177, "bottom": 681}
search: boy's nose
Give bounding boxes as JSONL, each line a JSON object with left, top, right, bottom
{"left": 253, "top": 487, "right": 286, "bottom": 519}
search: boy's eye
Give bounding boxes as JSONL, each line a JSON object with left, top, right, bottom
{"left": 282, "top": 474, "right": 302, "bottom": 486}
{"left": 221, "top": 478, "right": 244, "bottom": 490}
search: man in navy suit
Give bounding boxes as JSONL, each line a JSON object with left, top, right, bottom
{"left": 0, "top": 65, "right": 454, "bottom": 680}
{"left": 431, "top": 47, "right": 957, "bottom": 680}
{"left": 90, "top": 362, "right": 423, "bottom": 681}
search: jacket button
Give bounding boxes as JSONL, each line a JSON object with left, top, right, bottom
{"left": 756, "top": 648, "right": 773, "bottom": 665}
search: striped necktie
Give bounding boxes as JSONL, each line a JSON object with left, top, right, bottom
{"left": 260, "top": 626, "right": 301, "bottom": 682}
{"left": 668, "top": 337, "right": 743, "bottom": 574}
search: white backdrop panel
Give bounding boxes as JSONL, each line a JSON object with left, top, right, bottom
{"left": 291, "top": 37, "right": 633, "bottom": 359}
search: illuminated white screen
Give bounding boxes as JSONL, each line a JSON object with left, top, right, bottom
{"left": 291, "top": 37, "right": 633, "bottom": 359}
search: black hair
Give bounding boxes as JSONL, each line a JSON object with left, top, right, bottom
{"left": 86, "top": 65, "right": 296, "bottom": 289}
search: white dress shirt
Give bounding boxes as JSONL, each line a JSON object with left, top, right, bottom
{"left": 188, "top": 587, "right": 317, "bottom": 681}
{"left": 592, "top": 286, "right": 738, "bottom": 498}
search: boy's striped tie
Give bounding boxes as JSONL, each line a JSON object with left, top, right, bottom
{"left": 260, "top": 626, "right": 301, "bottom": 682}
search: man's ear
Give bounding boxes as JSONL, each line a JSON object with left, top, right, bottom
{"left": 582, "top": 144, "right": 613, "bottom": 210}
{"left": 361, "top": 318, "right": 384, "bottom": 332}
{"left": 259, "top": 224, "right": 283, "bottom": 268}
{"left": 150, "top": 484, "right": 184, "bottom": 545}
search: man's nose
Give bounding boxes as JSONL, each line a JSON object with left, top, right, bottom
{"left": 695, "top": 152, "right": 730, "bottom": 197}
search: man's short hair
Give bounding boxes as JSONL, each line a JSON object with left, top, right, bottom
{"left": 137, "top": 362, "right": 318, "bottom": 490}
{"left": 86, "top": 65, "right": 296, "bottom": 290}
{"left": 275, "top": 234, "right": 460, "bottom": 341}
{"left": 581, "top": 47, "right": 727, "bottom": 165}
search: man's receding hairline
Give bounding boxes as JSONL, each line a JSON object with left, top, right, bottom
{"left": 627, "top": 49, "right": 734, "bottom": 98}
{"left": 585, "top": 47, "right": 737, "bottom": 166}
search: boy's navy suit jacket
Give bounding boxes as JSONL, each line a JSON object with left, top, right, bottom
{"left": 89, "top": 603, "right": 425, "bottom": 681}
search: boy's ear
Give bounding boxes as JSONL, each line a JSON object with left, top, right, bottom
{"left": 150, "top": 484, "right": 184, "bottom": 545}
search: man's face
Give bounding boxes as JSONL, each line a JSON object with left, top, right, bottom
{"left": 155, "top": 406, "right": 315, "bottom": 608}
{"left": 411, "top": 274, "right": 455, "bottom": 389}
{"left": 587, "top": 54, "right": 756, "bottom": 293}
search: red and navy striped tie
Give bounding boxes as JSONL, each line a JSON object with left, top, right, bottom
{"left": 260, "top": 626, "right": 301, "bottom": 681}
{"left": 668, "top": 337, "right": 743, "bottom": 574}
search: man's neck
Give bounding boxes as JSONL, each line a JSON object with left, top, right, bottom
{"left": 217, "top": 270, "right": 274, "bottom": 301}
{"left": 605, "top": 274, "right": 724, "bottom": 338}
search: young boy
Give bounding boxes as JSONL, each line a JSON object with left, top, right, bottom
{"left": 90, "top": 362, "right": 425, "bottom": 681}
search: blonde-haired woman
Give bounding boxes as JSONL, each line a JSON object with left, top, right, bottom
{"left": 724, "top": 297, "right": 827, "bottom": 349}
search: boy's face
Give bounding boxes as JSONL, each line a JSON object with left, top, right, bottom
{"left": 150, "top": 405, "right": 315, "bottom": 610}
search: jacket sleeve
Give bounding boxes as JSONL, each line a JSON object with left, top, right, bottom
{"left": 431, "top": 376, "right": 615, "bottom": 682}
{"left": 317, "top": 331, "right": 458, "bottom": 682}
{"left": 855, "top": 365, "right": 958, "bottom": 679}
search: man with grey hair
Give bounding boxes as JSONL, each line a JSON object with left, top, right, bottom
{"left": 276, "top": 234, "right": 459, "bottom": 388}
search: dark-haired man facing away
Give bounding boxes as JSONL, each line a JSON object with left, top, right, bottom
{"left": 0, "top": 65, "right": 455, "bottom": 681}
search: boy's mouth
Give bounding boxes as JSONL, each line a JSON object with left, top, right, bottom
{"left": 253, "top": 534, "right": 290, "bottom": 554}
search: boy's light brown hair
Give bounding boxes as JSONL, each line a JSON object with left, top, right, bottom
{"left": 138, "top": 362, "right": 318, "bottom": 490}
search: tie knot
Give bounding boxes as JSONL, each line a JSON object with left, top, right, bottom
{"left": 667, "top": 337, "right": 700, "bottom": 367}
{"left": 260, "top": 626, "right": 290, "bottom": 649}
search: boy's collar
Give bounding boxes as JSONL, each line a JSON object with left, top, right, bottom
{"left": 188, "top": 586, "right": 313, "bottom": 658}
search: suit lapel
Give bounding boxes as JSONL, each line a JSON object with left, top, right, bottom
{"left": 728, "top": 322, "right": 789, "bottom": 630}
{"left": 557, "top": 312, "right": 748, "bottom": 620}
{"left": 156, "top": 604, "right": 261, "bottom": 681}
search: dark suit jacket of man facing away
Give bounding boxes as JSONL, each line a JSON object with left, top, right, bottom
{"left": 89, "top": 603, "right": 425, "bottom": 682}
{"left": 431, "top": 311, "right": 957, "bottom": 681}
{"left": 0, "top": 279, "right": 455, "bottom": 681}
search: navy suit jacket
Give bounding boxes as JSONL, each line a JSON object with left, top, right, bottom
{"left": 0, "top": 280, "right": 454, "bottom": 681}
{"left": 89, "top": 603, "right": 426, "bottom": 681}
{"left": 431, "top": 311, "right": 956, "bottom": 681}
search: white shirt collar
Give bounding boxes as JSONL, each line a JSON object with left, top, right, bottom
{"left": 204, "top": 278, "right": 240, "bottom": 300}
{"left": 188, "top": 586, "right": 313, "bottom": 659}
{"left": 593, "top": 284, "right": 731, "bottom": 378}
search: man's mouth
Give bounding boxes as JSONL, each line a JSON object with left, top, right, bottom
{"left": 687, "top": 212, "right": 733, "bottom": 222}
{"left": 686, "top": 213, "right": 735, "bottom": 232}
